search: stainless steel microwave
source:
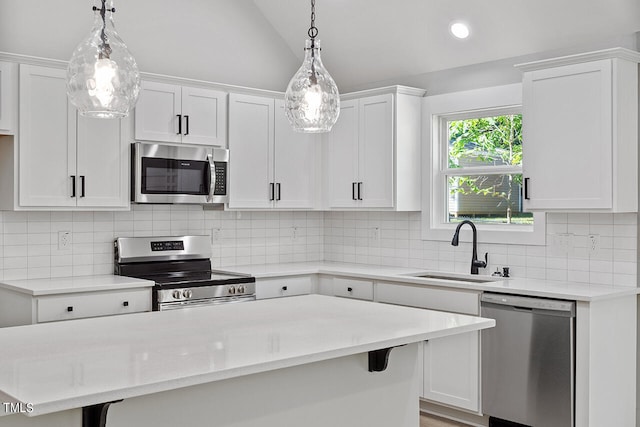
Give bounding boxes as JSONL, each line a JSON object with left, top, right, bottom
{"left": 132, "top": 142, "right": 229, "bottom": 204}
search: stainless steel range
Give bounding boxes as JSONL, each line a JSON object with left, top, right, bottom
{"left": 114, "top": 235, "right": 255, "bottom": 311}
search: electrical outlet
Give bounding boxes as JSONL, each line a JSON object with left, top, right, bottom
{"left": 588, "top": 234, "right": 600, "bottom": 255}
{"left": 211, "top": 228, "right": 221, "bottom": 242}
{"left": 292, "top": 226, "right": 298, "bottom": 241}
{"left": 371, "top": 227, "right": 380, "bottom": 241}
{"left": 58, "top": 231, "right": 72, "bottom": 250}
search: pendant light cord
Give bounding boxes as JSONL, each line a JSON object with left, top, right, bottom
{"left": 93, "top": 0, "right": 114, "bottom": 59}
{"left": 308, "top": 0, "right": 318, "bottom": 40}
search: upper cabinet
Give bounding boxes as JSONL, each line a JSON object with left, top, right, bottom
{"left": 134, "top": 80, "right": 227, "bottom": 147}
{"left": 228, "top": 93, "right": 319, "bottom": 209}
{"left": 0, "top": 61, "right": 17, "bottom": 134}
{"left": 12, "top": 64, "right": 129, "bottom": 209}
{"left": 518, "top": 48, "right": 640, "bottom": 212}
{"left": 325, "top": 86, "right": 424, "bottom": 210}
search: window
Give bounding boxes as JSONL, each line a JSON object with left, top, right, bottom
{"left": 422, "top": 84, "right": 545, "bottom": 245}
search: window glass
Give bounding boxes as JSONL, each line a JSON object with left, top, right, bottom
{"left": 444, "top": 114, "right": 532, "bottom": 226}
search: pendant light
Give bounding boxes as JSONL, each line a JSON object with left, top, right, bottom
{"left": 284, "top": 0, "right": 340, "bottom": 133}
{"left": 66, "top": 0, "right": 140, "bottom": 119}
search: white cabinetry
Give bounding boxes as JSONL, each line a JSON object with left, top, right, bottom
{"left": 0, "top": 61, "right": 17, "bottom": 134}
{"left": 317, "top": 276, "right": 374, "bottom": 300}
{"left": 255, "top": 276, "right": 314, "bottom": 300}
{"left": 518, "top": 48, "right": 639, "bottom": 212}
{"left": 0, "top": 287, "right": 151, "bottom": 327}
{"left": 376, "top": 282, "right": 481, "bottom": 413}
{"left": 17, "top": 64, "right": 129, "bottom": 209}
{"left": 326, "top": 86, "right": 423, "bottom": 210}
{"left": 135, "top": 80, "right": 227, "bottom": 146}
{"left": 228, "top": 93, "right": 318, "bottom": 209}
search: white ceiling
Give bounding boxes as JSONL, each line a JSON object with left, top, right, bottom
{"left": 253, "top": 0, "right": 640, "bottom": 90}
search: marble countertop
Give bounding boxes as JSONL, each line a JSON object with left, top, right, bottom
{"left": 0, "top": 275, "right": 154, "bottom": 296}
{"left": 230, "top": 262, "right": 640, "bottom": 301}
{"left": 0, "top": 295, "right": 493, "bottom": 417}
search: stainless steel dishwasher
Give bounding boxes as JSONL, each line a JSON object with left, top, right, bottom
{"left": 481, "top": 293, "right": 575, "bottom": 427}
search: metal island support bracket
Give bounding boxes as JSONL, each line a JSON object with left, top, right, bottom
{"left": 368, "top": 347, "right": 394, "bottom": 372}
{"left": 82, "top": 400, "right": 123, "bottom": 427}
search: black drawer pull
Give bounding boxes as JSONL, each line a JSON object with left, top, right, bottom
{"left": 282, "top": 286, "right": 288, "bottom": 291}
{"left": 347, "top": 287, "right": 353, "bottom": 292}
{"left": 67, "top": 306, "right": 73, "bottom": 312}
{"left": 123, "top": 301, "right": 129, "bottom": 307}
{"left": 524, "top": 177, "right": 530, "bottom": 200}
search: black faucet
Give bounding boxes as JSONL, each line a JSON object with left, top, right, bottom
{"left": 451, "top": 220, "right": 488, "bottom": 275}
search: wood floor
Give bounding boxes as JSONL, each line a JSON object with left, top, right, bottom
{"left": 420, "top": 413, "right": 471, "bottom": 427}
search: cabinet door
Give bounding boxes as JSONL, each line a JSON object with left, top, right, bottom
{"left": 0, "top": 61, "right": 17, "bottom": 134}
{"left": 359, "top": 94, "right": 394, "bottom": 208}
{"left": 76, "top": 115, "right": 129, "bottom": 208}
{"left": 19, "top": 65, "right": 77, "bottom": 207}
{"left": 522, "top": 60, "right": 612, "bottom": 210}
{"left": 181, "top": 87, "right": 227, "bottom": 147}
{"left": 423, "top": 331, "right": 480, "bottom": 413}
{"left": 228, "top": 93, "right": 274, "bottom": 208}
{"left": 134, "top": 81, "right": 182, "bottom": 143}
{"left": 327, "top": 99, "right": 359, "bottom": 207}
{"left": 274, "top": 99, "right": 317, "bottom": 209}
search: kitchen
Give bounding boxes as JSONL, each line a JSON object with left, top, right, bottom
{"left": 0, "top": 0, "right": 639, "bottom": 426}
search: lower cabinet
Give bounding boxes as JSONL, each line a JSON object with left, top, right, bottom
{"left": 255, "top": 276, "right": 314, "bottom": 299}
{"left": 376, "top": 282, "right": 481, "bottom": 413}
{"left": 318, "top": 276, "right": 374, "bottom": 301}
{"left": 0, "top": 287, "right": 152, "bottom": 327}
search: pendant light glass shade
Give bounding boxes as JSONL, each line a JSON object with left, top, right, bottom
{"left": 285, "top": 39, "right": 340, "bottom": 133}
{"left": 66, "top": 0, "right": 140, "bottom": 119}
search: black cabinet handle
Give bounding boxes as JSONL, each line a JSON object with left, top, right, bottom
{"left": 184, "top": 115, "right": 189, "bottom": 135}
{"left": 276, "top": 183, "right": 281, "bottom": 201}
{"left": 70, "top": 176, "right": 76, "bottom": 198}
{"left": 282, "top": 286, "right": 288, "bottom": 291}
{"left": 80, "top": 176, "right": 85, "bottom": 198}
{"left": 352, "top": 182, "right": 357, "bottom": 200}
{"left": 177, "top": 114, "right": 182, "bottom": 135}
{"left": 123, "top": 301, "right": 129, "bottom": 307}
{"left": 524, "top": 177, "right": 530, "bottom": 200}
{"left": 67, "top": 306, "right": 73, "bottom": 312}
{"left": 347, "top": 287, "right": 353, "bottom": 293}
{"left": 269, "top": 183, "right": 275, "bottom": 201}
{"left": 357, "top": 182, "right": 363, "bottom": 200}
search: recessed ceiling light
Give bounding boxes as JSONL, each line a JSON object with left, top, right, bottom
{"left": 450, "top": 22, "right": 470, "bottom": 39}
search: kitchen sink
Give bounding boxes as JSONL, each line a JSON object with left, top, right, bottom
{"left": 406, "top": 272, "right": 497, "bottom": 283}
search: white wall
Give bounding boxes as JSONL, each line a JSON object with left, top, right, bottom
{"left": 0, "top": 0, "right": 299, "bottom": 91}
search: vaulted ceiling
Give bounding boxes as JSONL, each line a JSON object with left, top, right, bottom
{"left": 254, "top": 0, "right": 640, "bottom": 90}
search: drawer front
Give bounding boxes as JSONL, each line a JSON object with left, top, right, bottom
{"left": 256, "top": 276, "right": 313, "bottom": 299}
{"left": 333, "top": 278, "right": 374, "bottom": 301}
{"left": 37, "top": 288, "right": 151, "bottom": 323}
{"left": 376, "top": 282, "right": 479, "bottom": 315}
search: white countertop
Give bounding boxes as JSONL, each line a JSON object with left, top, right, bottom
{"left": 0, "top": 275, "right": 154, "bottom": 296}
{"left": 0, "top": 295, "right": 493, "bottom": 417}
{"left": 229, "top": 262, "right": 640, "bottom": 301}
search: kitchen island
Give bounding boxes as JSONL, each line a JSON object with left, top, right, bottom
{"left": 0, "top": 295, "right": 494, "bottom": 427}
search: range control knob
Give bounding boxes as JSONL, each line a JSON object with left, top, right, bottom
{"left": 183, "top": 289, "right": 193, "bottom": 299}
{"left": 237, "top": 285, "right": 245, "bottom": 294}
{"left": 172, "top": 290, "right": 181, "bottom": 299}
{"left": 228, "top": 286, "right": 236, "bottom": 295}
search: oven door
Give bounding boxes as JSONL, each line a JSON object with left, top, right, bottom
{"left": 133, "top": 142, "right": 229, "bottom": 204}
{"left": 157, "top": 295, "right": 256, "bottom": 311}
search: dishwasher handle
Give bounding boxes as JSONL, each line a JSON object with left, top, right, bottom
{"left": 481, "top": 293, "right": 575, "bottom": 316}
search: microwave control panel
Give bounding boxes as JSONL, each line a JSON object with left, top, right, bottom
{"left": 214, "top": 162, "right": 227, "bottom": 195}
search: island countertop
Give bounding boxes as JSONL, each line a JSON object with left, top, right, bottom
{"left": 0, "top": 295, "right": 494, "bottom": 418}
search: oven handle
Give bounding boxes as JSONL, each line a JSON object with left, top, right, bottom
{"left": 158, "top": 295, "right": 256, "bottom": 311}
{"left": 206, "top": 154, "right": 215, "bottom": 203}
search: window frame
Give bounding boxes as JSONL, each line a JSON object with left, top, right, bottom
{"left": 421, "top": 84, "right": 546, "bottom": 245}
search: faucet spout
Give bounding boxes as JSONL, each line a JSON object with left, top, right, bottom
{"left": 451, "top": 220, "right": 487, "bottom": 275}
